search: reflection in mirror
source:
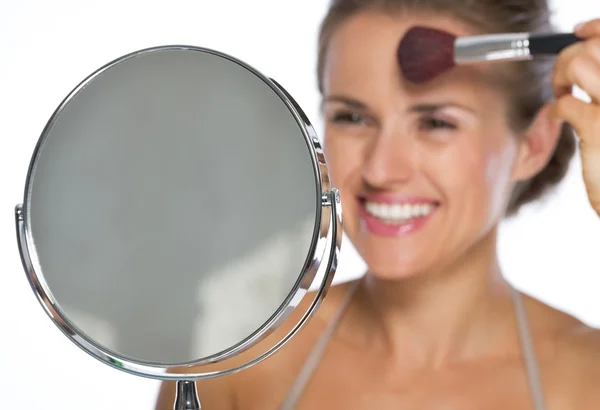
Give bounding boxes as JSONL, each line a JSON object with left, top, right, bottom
{"left": 25, "top": 48, "right": 319, "bottom": 365}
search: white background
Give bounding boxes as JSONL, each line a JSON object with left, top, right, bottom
{"left": 1, "top": 1, "right": 600, "bottom": 408}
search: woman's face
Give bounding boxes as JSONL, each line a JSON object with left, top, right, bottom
{"left": 321, "top": 11, "right": 527, "bottom": 279}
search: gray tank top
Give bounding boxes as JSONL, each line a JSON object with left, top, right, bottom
{"left": 279, "top": 280, "right": 546, "bottom": 410}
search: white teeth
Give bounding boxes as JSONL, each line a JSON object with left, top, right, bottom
{"left": 365, "top": 201, "right": 435, "bottom": 223}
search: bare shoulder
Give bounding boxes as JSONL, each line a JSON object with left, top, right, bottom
{"left": 226, "top": 280, "right": 359, "bottom": 408}
{"left": 155, "top": 281, "right": 357, "bottom": 410}
{"left": 527, "top": 295, "right": 600, "bottom": 409}
{"left": 553, "top": 323, "right": 600, "bottom": 408}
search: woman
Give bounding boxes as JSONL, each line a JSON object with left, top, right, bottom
{"left": 156, "top": 0, "right": 600, "bottom": 408}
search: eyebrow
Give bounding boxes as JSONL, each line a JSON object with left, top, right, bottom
{"left": 322, "top": 96, "right": 476, "bottom": 115}
{"left": 321, "top": 96, "right": 366, "bottom": 111}
{"left": 409, "top": 103, "right": 476, "bottom": 115}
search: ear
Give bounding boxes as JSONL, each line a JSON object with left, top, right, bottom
{"left": 511, "top": 103, "right": 563, "bottom": 182}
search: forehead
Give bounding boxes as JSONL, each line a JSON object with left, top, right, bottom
{"left": 323, "top": 10, "right": 504, "bottom": 99}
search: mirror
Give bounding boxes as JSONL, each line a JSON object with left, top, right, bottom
{"left": 15, "top": 45, "right": 341, "bottom": 409}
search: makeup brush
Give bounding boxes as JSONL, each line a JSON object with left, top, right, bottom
{"left": 397, "top": 26, "right": 581, "bottom": 83}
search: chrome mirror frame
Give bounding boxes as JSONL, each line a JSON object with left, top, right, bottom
{"left": 14, "top": 45, "right": 342, "bottom": 409}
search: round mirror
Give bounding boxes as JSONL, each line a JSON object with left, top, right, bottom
{"left": 15, "top": 45, "right": 341, "bottom": 391}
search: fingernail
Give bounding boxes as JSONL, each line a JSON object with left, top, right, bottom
{"left": 575, "top": 22, "right": 586, "bottom": 33}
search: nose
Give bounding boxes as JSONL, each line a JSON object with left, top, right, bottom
{"left": 361, "top": 123, "right": 416, "bottom": 188}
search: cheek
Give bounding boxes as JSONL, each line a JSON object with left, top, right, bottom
{"left": 323, "top": 131, "right": 365, "bottom": 186}
{"left": 483, "top": 144, "right": 519, "bottom": 212}
{"left": 428, "top": 136, "right": 516, "bottom": 213}
{"left": 323, "top": 131, "right": 369, "bottom": 237}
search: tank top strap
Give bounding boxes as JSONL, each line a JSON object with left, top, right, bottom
{"left": 279, "top": 282, "right": 546, "bottom": 410}
{"left": 278, "top": 280, "right": 361, "bottom": 410}
{"left": 512, "top": 286, "right": 547, "bottom": 410}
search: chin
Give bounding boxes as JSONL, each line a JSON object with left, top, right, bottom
{"left": 361, "top": 251, "right": 433, "bottom": 281}
{"left": 367, "top": 262, "right": 426, "bottom": 281}
{"left": 348, "top": 225, "right": 432, "bottom": 274}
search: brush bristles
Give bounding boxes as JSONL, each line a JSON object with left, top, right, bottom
{"left": 398, "top": 26, "right": 457, "bottom": 83}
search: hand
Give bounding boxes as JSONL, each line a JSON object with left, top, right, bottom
{"left": 551, "top": 18, "right": 600, "bottom": 216}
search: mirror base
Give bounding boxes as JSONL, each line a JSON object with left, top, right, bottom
{"left": 174, "top": 380, "right": 201, "bottom": 410}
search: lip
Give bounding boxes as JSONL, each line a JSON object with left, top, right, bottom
{"left": 357, "top": 193, "right": 439, "bottom": 237}
{"left": 358, "top": 192, "right": 439, "bottom": 205}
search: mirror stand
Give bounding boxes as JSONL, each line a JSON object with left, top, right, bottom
{"left": 174, "top": 381, "right": 201, "bottom": 410}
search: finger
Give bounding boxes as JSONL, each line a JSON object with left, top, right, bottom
{"left": 551, "top": 96, "right": 600, "bottom": 214}
{"left": 582, "top": 38, "right": 600, "bottom": 66}
{"left": 552, "top": 42, "right": 582, "bottom": 99}
{"left": 551, "top": 95, "right": 600, "bottom": 149}
{"left": 580, "top": 39, "right": 600, "bottom": 104}
{"left": 552, "top": 52, "right": 600, "bottom": 103}
{"left": 575, "top": 18, "right": 600, "bottom": 38}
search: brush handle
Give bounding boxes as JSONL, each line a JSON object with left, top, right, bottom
{"left": 454, "top": 32, "right": 583, "bottom": 63}
{"left": 529, "top": 33, "right": 581, "bottom": 55}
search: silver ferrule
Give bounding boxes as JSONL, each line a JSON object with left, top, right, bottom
{"left": 454, "top": 32, "right": 532, "bottom": 64}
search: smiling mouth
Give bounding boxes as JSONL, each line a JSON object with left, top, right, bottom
{"left": 357, "top": 195, "right": 440, "bottom": 236}
{"left": 363, "top": 200, "right": 436, "bottom": 224}
{"left": 364, "top": 201, "right": 436, "bottom": 224}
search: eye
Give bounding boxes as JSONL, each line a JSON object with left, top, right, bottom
{"left": 329, "top": 111, "right": 367, "bottom": 125}
{"left": 420, "top": 117, "right": 457, "bottom": 131}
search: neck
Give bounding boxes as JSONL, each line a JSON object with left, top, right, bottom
{"left": 349, "top": 229, "right": 519, "bottom": 368}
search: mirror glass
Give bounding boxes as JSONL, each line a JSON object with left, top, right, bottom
{"left": 24, "top": 47, "right": 319, "bottom": 365}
